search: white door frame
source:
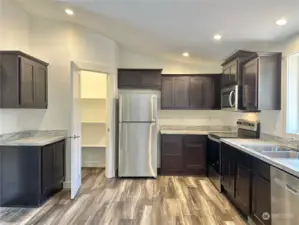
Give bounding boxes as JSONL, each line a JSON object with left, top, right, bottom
{"left": 72, "top": 60, "right": 117, "bottom": 179}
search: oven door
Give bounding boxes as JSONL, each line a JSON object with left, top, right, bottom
{"left": 221, "top": 86, "right": 238, "bottom": 111}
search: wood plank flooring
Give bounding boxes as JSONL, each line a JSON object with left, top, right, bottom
{"left": 0, "top": 168, "right": 247, "bottom": 225}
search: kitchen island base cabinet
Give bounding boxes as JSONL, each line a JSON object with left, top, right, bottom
{"left": 0, "top": 140, "right": 65, "bottom": 207}
{"left": 161, "top": 134, "right": 206, "bottom": 176}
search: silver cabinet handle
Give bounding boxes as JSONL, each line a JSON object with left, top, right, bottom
{"left": 229, "top": 90, "right": 235, "bottom": 107}
{"left": 286, "top": 184, "right": 299, "bottom": 195}
{"left": 68, "top": 135, "right": 80, "bottom": 139}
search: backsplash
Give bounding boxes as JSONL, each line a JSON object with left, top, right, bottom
{"left": 219, "top": 111, "right": 284, "bottom": 137}
{"left": 158, "top": 109, "right": 284, "bottom": 137}
{"left": 158, "top": 110, "right": 225, "bottom": 126}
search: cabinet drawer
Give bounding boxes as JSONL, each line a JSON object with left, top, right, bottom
{"left": 183, "top": 135, "right": 206, "bottom": 145}
{"left": 235, "top": 150, "right": 251, "bottom": 168}
{"left": 252, "top": 158, "right": 270, "bottom": 181}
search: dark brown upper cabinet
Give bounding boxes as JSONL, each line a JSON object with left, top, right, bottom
{"left": 0, "top": 51, "right": 48, "bottom": 109}
{"left": 161, "top": 74, "right": 221, "bottom": 110}
{"left": 242, "top": 52, "right": 281, "bottom": 111}
{"left": 118, "top": 69, "right": 162, "bottom": 89}
{"left": 221, "top": 50, "right": 256, "bottom": 88}
{"left": 161, "top": 76, "right": 174, "bottom": 109}
{"left": 173, "top": 76, "right": 190, "bottom": 109}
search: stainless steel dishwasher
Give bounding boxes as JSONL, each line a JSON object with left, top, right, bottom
{"left": 271, "top": 166, "right": 299, "bottom": 225}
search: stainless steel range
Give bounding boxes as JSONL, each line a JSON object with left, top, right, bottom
{"left": 207, "top": 119, "right": 260, "bottom": 191}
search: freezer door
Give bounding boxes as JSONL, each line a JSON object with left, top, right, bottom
{"left": 118, "top": 123, "right": 157, "bottom": 177}
{"left": 119, "top": 93, "right": 157, "bottom": 122}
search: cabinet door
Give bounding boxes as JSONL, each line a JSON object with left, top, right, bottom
{"left": 235, "top": 163, "right": 251, "bottom": 215}
{"left": 53, "top": 141, "right": 65, "bottom": 185}
{"left": 174, "top": 77, "right": 190, "bottom": 109}
{"left": 251, "top": 174, "right": 271, "bottom": 225}
{"left": 34, "top": 63, "right": 48, "bottom": 108}
{"left": 230, "top": 62, "right": 238, "bottom": 84}
{"left": 228, "top": 155, "right": 236, "bottom": 196}
{"left": 42, "top": 145, "right": 54, "bottom": 194}
{"left": 221, "top": 144, "right": 231, "bottom": 192}
{"left": 118, "top": 70, "right": 141, "bottom": 88}
{"left": 222, "top": 66, "right": 230, "bottom": 87}
{"left": 118, "top": 70, "right": 161, "bottom": 89}
{"left": 19, "top": 57, "right": 35, "bottom": 107}
{"left": 140, "top": 71, "right": 161, "bottom": 89}
{"left": 161, "top": 135, "right": 183, "bottom": 175}
{"left": 189, "top": 77, "right": 204, "bottom": 109}
{"left": 161, "top": 77, "right": 174, "bottom": 109}
{"left": 202, "top": 77, "right": 215, "bottom": 109}
{"left": 243, "top": 58, "right": 259, "bottom": 110}
{"left": 183, "top": 136, "right": 206, "bottom": 174}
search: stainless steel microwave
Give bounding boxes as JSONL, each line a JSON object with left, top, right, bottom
{"left": 221, "top": 85, "right": 241, "bottom": 111}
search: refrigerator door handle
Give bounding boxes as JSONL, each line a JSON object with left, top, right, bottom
{"left": 119, "top": 96, "right": 123, "bottom": 122}
{"left": 151, "top": 95, "right": 157, "bottom": 122}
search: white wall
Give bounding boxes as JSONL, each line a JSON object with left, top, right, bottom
{"left": 29, "top": 18, "right": 118, "bottom": 180}
{"left": 119, "top": 48, "right": 221, "bottom": 74}
{"left": 0, "top": 0, "right": 118, "bottom": 182}
{"left": 0, "top": 0, "right": 44, "bottom": 134}
{"left": 0, "top": 0, "right": 30, "bottom": 52}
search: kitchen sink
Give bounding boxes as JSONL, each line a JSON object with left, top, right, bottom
{"left": 261, "top": 151, "right": 299, "bottom": 159}
{"left": 241, "top": 144, "right": 295, "bottom": 152}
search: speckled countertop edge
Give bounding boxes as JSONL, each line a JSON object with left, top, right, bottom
{"left": 0, "top": 130, "right": 67, "bottom": 146}
{"left": 221, "top": 138, "right": 299, "bottom": 178}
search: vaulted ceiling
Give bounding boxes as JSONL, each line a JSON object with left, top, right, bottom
{"left": 16, "top": 0, "right": 299, "bottom": 64}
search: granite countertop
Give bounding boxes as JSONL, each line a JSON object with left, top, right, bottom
{"left": 0, "top": 130, "right": 67, "bottom": 146}
{"left": 221, "top": 138, "right": 299, "bottom": 178}
{"left": 160, "top": 125, "right": 236, "bottom": 134}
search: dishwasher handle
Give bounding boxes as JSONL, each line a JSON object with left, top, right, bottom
{"left": 286, "top": 184, "right": 299, "bottom": 196}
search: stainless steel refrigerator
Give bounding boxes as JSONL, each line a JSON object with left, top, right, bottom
{"left": 118, "top": 90, "right": 158, "bottom": 178}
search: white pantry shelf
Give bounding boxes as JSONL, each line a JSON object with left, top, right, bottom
{"left": 81, "top": 121, "right": 106, "bottom": 124}
{"left": 80, "top": 98, "right": 106, "bottom": 100}
{"left": 82, "top": 145, "right": 106, "bottom": 148}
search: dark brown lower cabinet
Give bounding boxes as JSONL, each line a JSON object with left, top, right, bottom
{"left": 221, "top": 143, "right": 236, "bottom": 198}
{"left": 161, "top": 134, "right": 206, "bottom": 175}
{"left": 251, "top": 158, "right": 271, "bottom": 225}
{"left": 0, "top": 140, "right": 65, "bottom": 207}
{"left": 235, "top": 163, "right": 251, "bottom": 216}
{"left": 221, "top": 143, "right": 272, "bottom": 221}
{"left": 183, "top": 135, "right": 206, "bottom": 174}
{"left": 161, "top": 135, "right": 184, "bottom": 175}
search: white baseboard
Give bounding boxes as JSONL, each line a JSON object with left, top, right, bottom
{"left": 63, "top": 181, "right": 71, "bottom": 189}
{"left": 82, "top": 161, "right": 105, "bottom": 168}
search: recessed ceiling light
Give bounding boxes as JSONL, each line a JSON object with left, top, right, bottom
{"left": 182, "top": 52, "right": 189, "bottom": 57}
{"left": 214, "top": 34, "right": 222, "bottom": 40}
{"left": 276, "top": 19, "right": 287, "bottom": 26}
{"left": 65, "top": 9, "right": 74, "bottom": 16}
